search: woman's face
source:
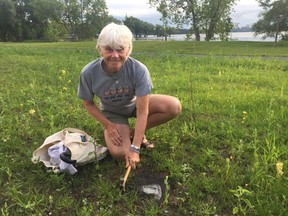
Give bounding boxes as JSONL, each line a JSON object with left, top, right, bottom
{"left": 100, "top": 46, "right": 129, "bottom": 74}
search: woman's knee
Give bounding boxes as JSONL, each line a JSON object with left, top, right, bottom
{"left": 104, "top": 124, "right": 131, "bottom": 160}
{"left": 168, "top": 97, "right": 182, "bottom": 117}
{"left": 150, "top": 94, "right": 182, "bottom": 116}
{"left": 174, "top": 98, "right": 182, "bottom": 116}
{"left": 108, "top": 146, "right": 128, "bottom": 160}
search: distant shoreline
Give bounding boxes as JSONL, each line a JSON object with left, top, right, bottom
{"left": 137, "top": 32, "right": 275, "bottom": 42}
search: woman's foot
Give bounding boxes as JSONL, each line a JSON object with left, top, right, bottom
{"left": 130, "top": 134, "right": 155, "bottom": 150}
{"left": 140, "top": 135, "right": 154, "bottom": 150}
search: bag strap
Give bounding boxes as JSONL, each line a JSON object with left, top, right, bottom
{"left": 42, "top": 128, "right": 90, "bottom": 147}
{"left": 63, "top": 128, "right": 92, "bottom": 144}
{"left": 63, "top": 128, "right": 89, "bottom": 137}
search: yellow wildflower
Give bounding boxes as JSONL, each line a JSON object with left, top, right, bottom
{"left": 29, "top": 109, "right": 36, "bottom": 115}
{"left": 242, "top": 111, "right": 248, "bottom": 123}
{"left": 276, "top": 161, "right": 284, "bottom": 177}
{"left": 61, "top": 69, "right": 66, "bottom": 75}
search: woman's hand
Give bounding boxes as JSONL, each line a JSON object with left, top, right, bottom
{"left": 105, "top": 122, "right": 123, "bottom": 146}
{"left": 125, "top": 151, "right": 140, "bottom": 169}
{"left": 82, "top": 100, "right": 123, "bottom": 146}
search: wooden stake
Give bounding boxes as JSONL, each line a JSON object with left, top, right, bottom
{"left": 122, "top": 166, "right": 131, "bottom": 192}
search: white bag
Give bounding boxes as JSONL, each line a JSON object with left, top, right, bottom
{"left": 31, "top": 128, "right": 109, "bottom": 174}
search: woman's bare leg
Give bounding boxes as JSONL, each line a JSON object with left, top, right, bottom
{"left": 104, "top": 124, "right": 131, "bottom": 160}
{"left": 146, "top": 94, "right": 182, "bottom": 130}
{"left": 109, "top": 94, "right": 181, "bottom": 156}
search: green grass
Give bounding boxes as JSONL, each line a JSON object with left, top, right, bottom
{"left": 134, "top": 40, "right": 288, "bottom": 57}
{"left": 0, "top": 41, "right": 288, "bottom": 215}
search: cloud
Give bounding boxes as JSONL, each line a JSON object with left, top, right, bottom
{"left": 231, "top": 2, "right": 262, "bottom": 26}
{"left": 106, "top": 0, "right": 262, "bottom": 27}
{"left": 109, "top": 8, "right": 159, "bottom": 18}
{"left": 106, "top": 0, "right": 160, "bottom": 17}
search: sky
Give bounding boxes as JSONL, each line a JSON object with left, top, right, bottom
{"left": 105, "top": 0, "right": 262, "bottom": 28}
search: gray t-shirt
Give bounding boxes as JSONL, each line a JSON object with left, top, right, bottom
{"left": 78, "top": 57, "right": 153, "bottom": 116}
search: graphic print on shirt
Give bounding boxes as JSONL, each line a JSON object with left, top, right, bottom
{"left": 103, "top": 85, "right": 131, "bottom": 102}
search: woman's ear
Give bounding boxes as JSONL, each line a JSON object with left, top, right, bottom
{"left": 98, "top": 46, "right": 103, "bottom": 57}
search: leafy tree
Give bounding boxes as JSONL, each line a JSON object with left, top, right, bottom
{"left": 58, "top": 0, "right": 109, "bottom": 40}
{"left": 30, "top": 0, "right": 63, "bottom": 22}
{"left": 45, "top": 20, "right": 67, "bottom": 42}
{"left": 142, "top": 22, "right": 155, "bottom": 37}
{"left": 0, "top": 0, "right": 59, "bottom": 41}
{"left": 0, "top": 0, "right": 110, "bottom": 41}
{"left": 154, "top": 24, "right": 164, "bottom": 37}
{"left": 157, "top": 0, "right": 170, "bottom": 41}
{"left": 149, "top": 0, "right": 237, "bottom": 41}
{"left": 253, "top": 0, "right": 288, "bottom": 42}
{"left": 0, "top": 0, "right": 16, "bottom": 41}
{"left": 153, "top": 24, "right": 177, "bottom": 39}
{"left": 12, "top": 0, "right": 33, "bottom": 41}
{"left": 124, "top": 16, "right": 152, "bottom": 38}
{"left": 80, "top": 0, "right": 111, "bottom": 39}
{"left": 59, "top": 0, "right": 82, "bottom": 41}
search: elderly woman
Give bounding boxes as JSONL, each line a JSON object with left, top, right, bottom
{"left": 78, "top": 23, "right": 181, "bottom": 169}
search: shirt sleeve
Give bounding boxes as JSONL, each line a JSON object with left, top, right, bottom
{"left": 135, "top": 64, "right": 153, "bottom": 96}
{"left": 77, "top": 71, "right": 94, "bottom": 102}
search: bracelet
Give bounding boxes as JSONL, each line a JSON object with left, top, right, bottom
{"left": 131, "top": 144, "right": 140, "bottom": 150}
{"left": 129, "top": 147, "right": 140, "bottom": 154}
{"left": 130, "top": 145, "right": 140, "bottom": 154}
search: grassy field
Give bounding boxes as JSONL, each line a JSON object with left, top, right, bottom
{"left": 0, "top": 40, "right": 288, "bottom": 215}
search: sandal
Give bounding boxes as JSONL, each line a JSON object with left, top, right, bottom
{"left": 140, "top": 135, "right": 155, "bottom": 150}
{"left": 130, "top": 134, "right": 155, "bottom": 150}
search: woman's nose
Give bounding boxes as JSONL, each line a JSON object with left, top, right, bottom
{"left": 111, "top": 50, "right": 120, "bottom": 57}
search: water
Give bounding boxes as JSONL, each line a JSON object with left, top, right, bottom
{"left": 142, "top": 32, "right": 275, "bottom": 42}
{"left": 228, "top": 32, "right": 274, "bottom": 42}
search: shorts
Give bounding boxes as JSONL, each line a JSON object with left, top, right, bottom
{"left": 102, "top": 108, "right": 137, "bottom": 125}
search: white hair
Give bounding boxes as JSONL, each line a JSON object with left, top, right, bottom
{"left": 96, "top": 23, "right": 133, "bottom": 56}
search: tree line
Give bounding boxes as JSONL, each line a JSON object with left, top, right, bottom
{"left": 0, "top": 0, "right": 182, "bottom": 42}
{"left": 253, "top": 0, "right": 288, "bottom": 42}
{"left": 0, "top": 0, "right": 113, "bottom": 41}
{"left": 150, "top": 0, "right": 288, "bottom": 42}
{"left": 0, "top": 0, "right": 287, "bottom": 42}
